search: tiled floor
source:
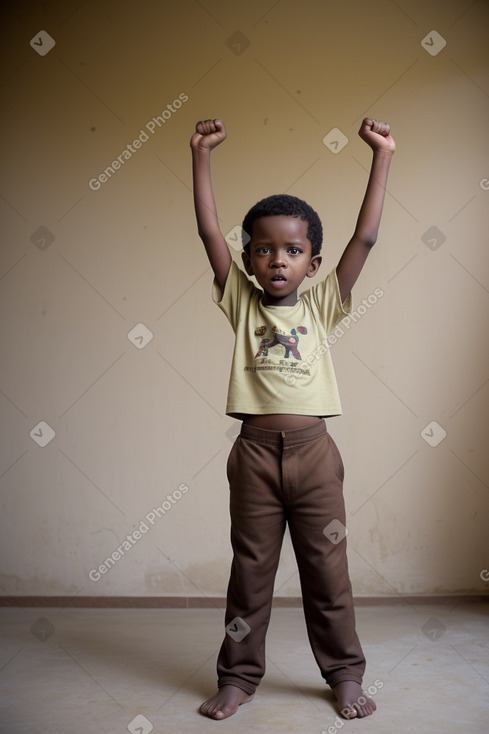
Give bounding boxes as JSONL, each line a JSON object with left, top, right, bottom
{"left": 1, "top": 601, "right": 488, "bottom": 733}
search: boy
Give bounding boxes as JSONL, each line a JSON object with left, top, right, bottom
{"left": 190, "top": 117, "right": 395, "bottom": 721}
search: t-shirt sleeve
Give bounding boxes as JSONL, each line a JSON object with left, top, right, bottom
{"left": 212, "top": 260, "right": 255, "bottom": 331}
{"left": 305, "top": 267, "right": 353, "bottom": 335}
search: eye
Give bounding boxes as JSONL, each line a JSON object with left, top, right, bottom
{"left": 288, "top": 247, "right": 301, "bottom": 255}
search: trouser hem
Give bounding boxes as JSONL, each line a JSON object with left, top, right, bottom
{"left": 327, "top": 671, "right": 364, "bottom": 688}
{"left": 218, "top": 676, "right": 256, "bottom": 696}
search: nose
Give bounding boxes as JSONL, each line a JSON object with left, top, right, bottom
{"left": 270, "top": 249, "right": 286, "bottom": 267}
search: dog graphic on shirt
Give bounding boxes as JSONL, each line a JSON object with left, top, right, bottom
{"left": 254, "top": 325, "right": 307, "bottom": 361}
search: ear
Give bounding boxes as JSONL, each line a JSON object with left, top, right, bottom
{"left": 242, "top": 250, "right": 254, "bottom": 276}
{"left": 306, "top": 254, "right": 322, "bottom": 278}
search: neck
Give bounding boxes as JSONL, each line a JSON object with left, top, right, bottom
{"left": 261, "top": 289, "right": 298, "bottom": 307}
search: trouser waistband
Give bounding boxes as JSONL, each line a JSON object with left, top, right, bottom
{"left": 239, "top": 419, "right": 327, "bottom": 447}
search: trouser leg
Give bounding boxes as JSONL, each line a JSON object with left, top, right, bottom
{"left": 285, "top": 428, "right": 366, "bottom": 687}
{"left": 217, "top": 431, "right": 286, "bottom": 695}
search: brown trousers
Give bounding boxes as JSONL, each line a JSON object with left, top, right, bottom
{"left": 217, "top": 420, "right": 366, "bottom": 696}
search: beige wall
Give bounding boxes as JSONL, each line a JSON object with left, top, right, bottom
{"left": 1, "top": 0, "right": 488, "bottom": 599}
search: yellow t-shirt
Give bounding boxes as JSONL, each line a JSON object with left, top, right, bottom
{"left": 213, "top": 261, "right": 353, "bottom": 418}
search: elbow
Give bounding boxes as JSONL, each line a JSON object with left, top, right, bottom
{"left": 364, "top": 227, "right": 379, "bottom": 248}
{"left": 197, "top": 226, "right": 213, "bottom": 242}
{"left": 365, "top": 236, "right": 377, "bottom": 249}
{"left": 354, "top": 227, "right": 378, "bottom": 249}
{"left": 357, "top": 233, "right": 377, "bottom": 249}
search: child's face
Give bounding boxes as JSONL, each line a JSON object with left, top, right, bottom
{"left": 242, "top": 215, "right": 321, "bottom": 306}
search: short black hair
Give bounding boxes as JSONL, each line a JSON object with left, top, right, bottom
{"left": 241, "top": 194, "right": 323, "bottom": 256}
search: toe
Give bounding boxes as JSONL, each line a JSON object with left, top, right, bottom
{"left": 341, "top": 706, "right": 358, "bottom": 719}
{"left": 355, "top": 700, "right": 376, "bottom": 718}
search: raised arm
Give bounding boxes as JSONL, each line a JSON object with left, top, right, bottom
{"left": 190, "top": 119, "right": 232, "bottom": 291}
{"left": 336, "top": 118, "right": 395, "bottom": 303}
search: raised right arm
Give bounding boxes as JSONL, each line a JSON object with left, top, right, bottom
{"left": 190, "top": 119, "right": 232, "bottom": 291}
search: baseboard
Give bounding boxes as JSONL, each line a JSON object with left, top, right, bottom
{"left": 0, "top": 595, "right": 487, "bottom": 608}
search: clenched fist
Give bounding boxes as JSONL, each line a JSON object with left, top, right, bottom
{"left": 190, "top": 119, "right": 227, "bottom": 152}
{"left": 358, "top": 118, "right": 395, "bottom": 153}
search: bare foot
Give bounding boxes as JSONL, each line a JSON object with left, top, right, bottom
{"left": 200, "top": 684, "right": 254, "bottom": 720}
{"left": 332, "top": 680, "right": 376, "bottom": 719}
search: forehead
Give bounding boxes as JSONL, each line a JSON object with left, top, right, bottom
{"left": 250, "top": 215, "right": 310, "bottom": 242}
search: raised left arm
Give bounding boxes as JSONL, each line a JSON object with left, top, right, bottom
{"left": 336, "top": 118, "right": 395, "bottom": 303}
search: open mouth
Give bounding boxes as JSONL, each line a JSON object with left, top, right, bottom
{"left": 271, "top": 275, "right": 287, "bottom": 282}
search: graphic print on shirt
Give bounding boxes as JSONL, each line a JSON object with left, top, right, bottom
{"left": 254, "top": 325, "right": 307, "bottom": 360}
